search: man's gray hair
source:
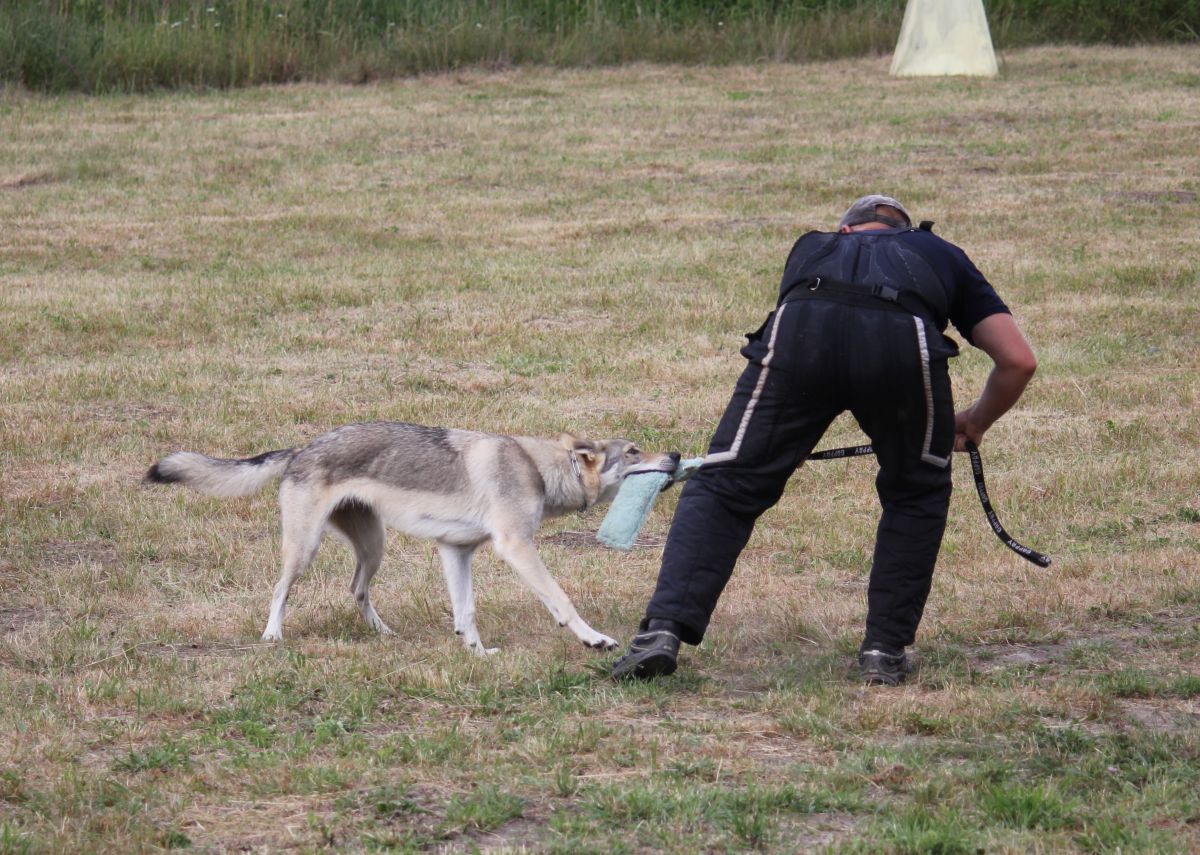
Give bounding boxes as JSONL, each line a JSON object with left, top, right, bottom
{"left": 839, "top": 194, "right": 912, "bottom": 229}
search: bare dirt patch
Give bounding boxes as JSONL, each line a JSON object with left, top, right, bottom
{"left": 1110, "top": 189, "right": 1197, "bottom": 204}
{"left": 1, "top": 607, "right": 59, "bottom": 634}
{"left": 542, "top": 530, "right": 666, "bottom": 550}
{"left": 971, "top": 610, "right": 1200, "bottom": 672}
{"left": 43, "top": 538, "right": 119, "bottom": 569}
{"left": 972, "top": 640, "right": 1068, "bottom": 668}
{"left": 1, "top": 172, "right": 57, "bottom": 191}
{"left": 780, "top": 813, "right": 864, "bottom": 851}
{"left": 1117, "top": 698, "right": 1194, "bottom": 731}
{"left": 137, "top": 641, "right": 273, "bottom": 660}
{"left": 461, "top": 816, "right": 548, "bottom": 851}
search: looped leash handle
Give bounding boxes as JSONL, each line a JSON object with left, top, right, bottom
{"left": 808, "top": 442, "right": 1051, "bottom": 568}
{"left": 964, "top": 441, "right": 1052, "bottom": 567}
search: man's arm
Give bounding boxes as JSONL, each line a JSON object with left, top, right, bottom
{"left": 954, "top": 313, "right": 1037, "bottom": 451}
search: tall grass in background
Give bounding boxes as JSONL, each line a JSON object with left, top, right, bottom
{"left": 990, "top": 0, "right": 1199, "bottom": 43}
{"left": 1, "top": 0, "right": 898, "bottom": 91}
{"left": 0, "top": 0, "right": 1197, "bottom": 91}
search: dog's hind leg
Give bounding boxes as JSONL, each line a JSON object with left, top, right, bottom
{"left": 437, "top": 543, "right": 494, "bottom": 655}
{"left": 328, "top": 501, "right": 393, "bottom": 637}
{"left": 262, "top": 486, "right": 327, "bottom": 642}
{"left": 489, "top": 533, "right": 618, "bottom": 651}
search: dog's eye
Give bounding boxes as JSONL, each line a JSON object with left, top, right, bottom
{"left": 627, "top": 447, "right": 641, "bottom": 457}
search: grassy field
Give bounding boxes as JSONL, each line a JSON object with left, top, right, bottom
{"left": 2, "top": 44, "right": 1199, "bottom": 852}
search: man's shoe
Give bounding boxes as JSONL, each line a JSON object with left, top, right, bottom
{"left": 611, "top": 620, "right": 681, "bottom": 681}
{"left": 858, "top": 647, "right": 913, "bottom": 687}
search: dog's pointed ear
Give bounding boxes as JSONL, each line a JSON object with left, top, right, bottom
{"left": 561, "top": 433, "right": 598, "bottom": 463}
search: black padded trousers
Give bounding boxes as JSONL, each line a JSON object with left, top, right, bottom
{"left": 644, "top": 296, "right": 956, "bottom": 652}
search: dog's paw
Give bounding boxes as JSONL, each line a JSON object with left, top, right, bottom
{"left": 261, "top": 630, "right": 283, "bottom": 642}
{"left": 468, "top": 642, "right": 500, "bottom": 656}
{"left": 585, "top": 634, "right": 619, "bottom": 651}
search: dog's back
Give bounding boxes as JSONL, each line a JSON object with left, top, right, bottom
{"left": 147, "top": 423, "right": 495, "bottom": 499}
{"left": 286, "top": 422, "right": 478, "bottom": 495}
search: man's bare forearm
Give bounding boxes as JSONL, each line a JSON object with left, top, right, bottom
{"left": 955, "top": 313, "right": 1037, "bottom": 449}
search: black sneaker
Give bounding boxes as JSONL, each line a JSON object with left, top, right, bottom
{"left": 858, "top": 647, "right": 913, "bottom": 687}
{"left": 611, "top": 621, "right": 681, "bottom": 681}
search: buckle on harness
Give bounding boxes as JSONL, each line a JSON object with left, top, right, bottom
{"left": 870, "top": 283, "right": 900, "bottom": 302}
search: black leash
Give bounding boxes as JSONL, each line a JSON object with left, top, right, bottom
{"left": 807, "top": 441, "right": 1052, "bottom": 567}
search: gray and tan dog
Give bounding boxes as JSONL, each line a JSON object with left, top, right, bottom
{"left": 146, "top": 422, "right": 674, "bottom": 653}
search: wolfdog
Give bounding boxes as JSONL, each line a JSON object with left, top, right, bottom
{"left": 146, "top": 422, "right": 675, "bottom": 653}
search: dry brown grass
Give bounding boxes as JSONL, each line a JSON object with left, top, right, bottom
{"left": 1, "top": 45, "right": 1199, "bottom": 852}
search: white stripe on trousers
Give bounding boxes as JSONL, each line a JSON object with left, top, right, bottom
{"left": 913, "top": 316, "right": 950, "bottom": 468}
{"left": 704, "top": 303, "right": 789, "bottom": 465}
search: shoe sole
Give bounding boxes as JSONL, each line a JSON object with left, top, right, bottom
{"left": 862, "top": 672, "right": 903, "bottom": 687}
{"left": 612, "top": 650, "right": 678, "bottom": 681}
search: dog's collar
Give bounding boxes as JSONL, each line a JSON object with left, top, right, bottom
{"left": 568, "top": 451, "right": 589, "bottom": 511}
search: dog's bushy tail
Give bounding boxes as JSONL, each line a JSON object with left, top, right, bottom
{"left": 145, "top": 449, "right": 294, "bottom": 497}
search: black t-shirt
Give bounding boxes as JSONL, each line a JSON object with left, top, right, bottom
{"left": 780, "top": 227, "right": 1010, "bottom": 346}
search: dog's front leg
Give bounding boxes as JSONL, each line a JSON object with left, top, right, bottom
{"left": 437, "top": 543, "right": 497, "bottom": 655}
{"left": 490, "top": 534, "right": 618, "bottom": 650}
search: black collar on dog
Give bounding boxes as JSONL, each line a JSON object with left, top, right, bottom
{"left": 569, "top": 452, "right": 589, "bottom": 511}
{"left": 807, "top": 441, "right": 1052, "bottom": 567}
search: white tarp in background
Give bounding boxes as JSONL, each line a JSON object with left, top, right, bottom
{"left": 889, "top": 0, "right": 999, "bottom": 77}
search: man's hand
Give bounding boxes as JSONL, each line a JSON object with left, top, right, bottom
{"left": 955, "top": 313, "right": 1037, "bottom": 451}
{"left": 954, "top": 405, "right": 985, "bottom": 452}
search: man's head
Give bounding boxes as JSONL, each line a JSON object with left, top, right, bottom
{"left": 838, "top": 194, "right": 912, "bottom": 232}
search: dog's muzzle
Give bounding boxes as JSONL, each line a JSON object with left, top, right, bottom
{"left": 624, "top": 452, "right": 681, "bottom": 477}
{"left": 623, "top": 452, "right": 685, "bottom": 491}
